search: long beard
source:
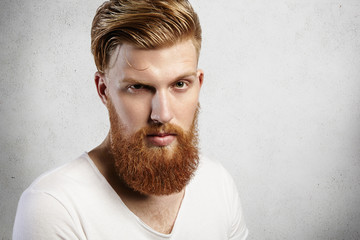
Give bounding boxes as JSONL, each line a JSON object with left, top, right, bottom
{"left": 107, "top": 101, "right": 199, "bottom": 196}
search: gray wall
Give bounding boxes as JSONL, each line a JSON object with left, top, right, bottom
{"left": 1, "top": 0, "right": 360, "bottom": 239}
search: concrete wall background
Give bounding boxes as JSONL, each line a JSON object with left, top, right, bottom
{"left": 1, "top": 0, "right": 359, "bottom": 239}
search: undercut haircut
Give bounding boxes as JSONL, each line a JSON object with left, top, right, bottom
{"left": 91, "top": 0, "right": 202, "bottom": 73}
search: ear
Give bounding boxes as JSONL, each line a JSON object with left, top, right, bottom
{"left": 197, "top": 69, "right": 204, "bottom": 88}
{"left": 94, "top": 71, "right": 108, "bottom": 105}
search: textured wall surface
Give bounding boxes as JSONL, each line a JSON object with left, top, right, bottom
{"left": 1, "top": 0, "right": 360, "bottom": 239}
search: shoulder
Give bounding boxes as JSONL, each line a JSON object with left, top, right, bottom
{"left": 13, "top": 154, "right": 96, "bottom": 239}
{"left": 188, "top": 154, "right": 239, "bottom": 205}
{"left": 17, "top": 152, "right": 95, "bottom": 208}
{"left": 182, "top": 155, "right": 249, "bottom": 239}
{"left": 192, "top": 155, "right": 235, "bottom": 187}
{"left": 197, "top": 155, "right": 249, "bottom": 239}
{"left": 17, "top": 152, "right": 104, "bottom": 214}
{"left": 27, "top": 153, "right": 97, "bottom": 193}
{"left": 13, "top": 154, "right": 93, "bottom": 239}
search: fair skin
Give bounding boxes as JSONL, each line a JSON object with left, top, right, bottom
{"left": 89, "top": 39, "right": 204, "bottom": 234}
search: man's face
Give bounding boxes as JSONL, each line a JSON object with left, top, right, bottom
{"left": 103, "top": 39, "right": 203, "bottom": 146}
{"left": 96, "top": 39, "right": 204, "bottom": 195}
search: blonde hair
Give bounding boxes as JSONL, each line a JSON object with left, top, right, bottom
{"left": 91, "top": 0, "right": 202, "bottom": 73}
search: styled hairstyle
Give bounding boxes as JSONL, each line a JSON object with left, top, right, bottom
{"left": 91, "top": 0, "right": 202, "bottom": 73}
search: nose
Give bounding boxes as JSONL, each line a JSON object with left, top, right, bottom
{"left": 150, "top": 90, "right": 173, "bottom": 124}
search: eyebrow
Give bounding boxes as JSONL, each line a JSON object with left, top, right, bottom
{"left": 121, "top": 71, "right": 197, "bottom": 85}
{"left": 175, "top": 71, "right": 197, "bottom": 81}
{"left": 121, "top": 77, "right": 147, "bottom": 85}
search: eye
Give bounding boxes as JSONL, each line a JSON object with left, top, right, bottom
{"left": 174, "top": 81, "right": 188, "bottom": 89}
{"left": 130, "top": 84, "right": 144, "bottom": 90}
{"left": 127, "top": 84, "right": 149, "bottom": 94}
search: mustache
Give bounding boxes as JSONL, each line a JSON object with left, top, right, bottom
{"left": 137, "top": 123, "right": 186, "bottom": 137}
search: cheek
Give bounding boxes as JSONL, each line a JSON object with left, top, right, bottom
{"left": 174, "top": 91, "right": 200, "bottom": 129}
{"left": 113, "top": 95, "right": 152, "bottom": 132}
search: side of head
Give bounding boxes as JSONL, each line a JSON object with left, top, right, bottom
{"left": 91, "top": 0, "right": 202, "bottom": 73}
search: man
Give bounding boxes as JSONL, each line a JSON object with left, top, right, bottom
{"left": 13, "top": 0, "right": 248, "bottom": 239}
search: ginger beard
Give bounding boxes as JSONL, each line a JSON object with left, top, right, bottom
{"left": 107, "top": 100, "right": 200, "bottom": 196}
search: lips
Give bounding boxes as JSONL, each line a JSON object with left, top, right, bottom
{"left": 146, "top": 133, "right": 176, "bottom": 147}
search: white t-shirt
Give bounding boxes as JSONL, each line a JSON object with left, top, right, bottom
{"left": 13, "top": 153, "right": 248, "bottom": 239}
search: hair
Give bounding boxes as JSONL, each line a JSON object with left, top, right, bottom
{"left": 91, "top": 0, "right": 202, "bottom": 73}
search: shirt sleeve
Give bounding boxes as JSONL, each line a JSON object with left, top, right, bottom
{"left": 224, "top": 168, "right": 249, "bottom": 240}
{"left": 13, "top": 189, "right": 84, "bottom": 240}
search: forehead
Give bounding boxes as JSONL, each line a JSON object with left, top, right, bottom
{"left": 106, "top": 40, "right": 198, "bottom": 82}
